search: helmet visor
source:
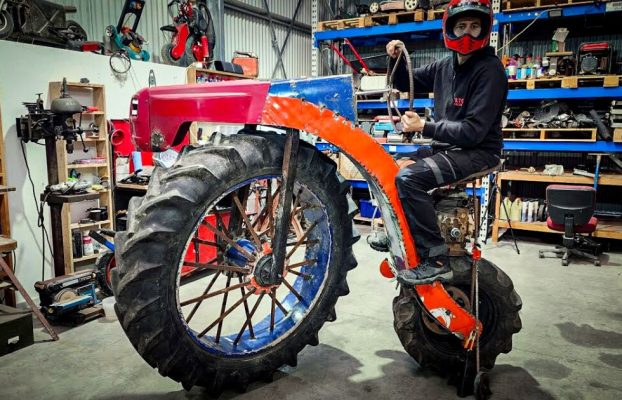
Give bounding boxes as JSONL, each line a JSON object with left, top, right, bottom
{"left": 445, "top": 7, "right": 491, "bottom": 40}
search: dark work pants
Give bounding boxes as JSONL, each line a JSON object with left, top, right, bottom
{"left": 395, "top": 147, "right": 500, "bottom": 259}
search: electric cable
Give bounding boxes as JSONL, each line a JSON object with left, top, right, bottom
{"left": 20, "top": 141, "right": 54, "bottom": 280}
{"left": 496, "top": 9, "right": 561, "bottom": 55}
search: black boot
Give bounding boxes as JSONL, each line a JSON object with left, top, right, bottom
{"left": 397, "top": 255, "right": 453, "bottom": 285}
{"left": 367, "top": 232, "right": 389, "bottom": 252}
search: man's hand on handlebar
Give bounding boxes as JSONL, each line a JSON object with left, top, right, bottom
{"left": 401, "top": 111, "right": 425, "bottom": 133}
{"left": 386, "top": 40, "right": 405, "bottom": 58}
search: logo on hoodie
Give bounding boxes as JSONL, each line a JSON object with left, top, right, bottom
{"left": 453, "top": 97, "right": 464, "bottom": 107}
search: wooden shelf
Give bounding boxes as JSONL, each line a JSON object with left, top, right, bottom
{"left": 498, "top": 171, "right": 622, "bottom": 186}
{"left": 116, "top": 183, "right": 148, "bottom": 191}
{"left": 493, "top": 170, "right": 622, "bottom": 242}
{"left": 496, "top": 219, "right": 622, "bottom": 240}
{"left": 73, "top": 253, "right": 100, "bottom": 263}
{"left": 65, "top": 82, "right": 104, "bottom": 88}
{"left": 70, "top": 219, "right": 113, "bottom": 230}
{"left": 49, "top": 81, "right": 112, "bottom": 276}
{"left": 0, "top": 236, "right": 17, "bottom": 253}
{"left": 66, "top": 163, "right": 108, "bottom": 169}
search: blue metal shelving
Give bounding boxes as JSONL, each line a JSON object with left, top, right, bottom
{"left": 496, "top": 2, "right": 609, "bottom": 24}
{"left": 314, "top": 2, "right": 618, "bottom": 45}
{"left": 317, "top": 141, "right": 622, "bottom": 154}
{"left": 314, "top": 2, "right": 622, "bottom": 189}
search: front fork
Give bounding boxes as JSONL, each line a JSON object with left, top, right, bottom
{"left": 271, "top": 129, "right": 299, "bottom": 282}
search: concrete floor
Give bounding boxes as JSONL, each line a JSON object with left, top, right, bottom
{"left": 1, "top": 227, "right": 621, "bottom": 400}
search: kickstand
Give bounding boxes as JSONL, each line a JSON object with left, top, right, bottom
{"left": 457, "top": 179, "right": 491, "bottom": 399}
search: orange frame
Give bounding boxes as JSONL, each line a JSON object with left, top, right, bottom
{"left": 261, "top": 96, "right": 481, "bottom": 346}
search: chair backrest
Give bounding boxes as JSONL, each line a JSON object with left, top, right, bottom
{"left": 546, "top": 185, "right": 595, "bottom": 226}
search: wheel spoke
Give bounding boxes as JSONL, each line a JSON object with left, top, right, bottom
{"left": 215, "top": 275, "right": 232, "bottom": 343}
{"left": 193, "top": 238, "right": 221, "bottom": 248}
{"left": 201, "top": 219, "right": 255, "bottom": 262}
{"left": 288, "top": 269, "right": 312, "bottom": 280}
{"left": 233, "top": 292, "right": 265, "bottom": 346}
{"left": 186, "top": 270, "right": 221, "bottom": 323}
{"left": 238, "top": 276, "right": 255, "bottom": 339}
{"left": 183, "top": 261, "right": 249, "bottom": 275}
{"left": 233, "top": 194, "right": 262, "bottom": 246}
{"left": 287, "top": 258, "right": 317, "bottom": 270}
{"left": 286, "top": 221, "right": 319, "bottom": 259}
{"left": 180, "top": 281, "right": 247, "bottom": 307}
{"left": 282, "top": 278, "right": 304, "bottom": 304}
{"left": 198, "top": 286, "right": 256, "bottom": 339}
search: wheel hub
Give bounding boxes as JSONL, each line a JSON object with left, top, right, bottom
{"left": 225, "top": 238, "right": 257, "bottom": 268}
{"left": 253, "top": 254, "right": 283, "bottom": 286}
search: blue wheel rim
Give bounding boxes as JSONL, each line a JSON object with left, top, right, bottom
{"left": 177, "top": 176, "right": 332, "bottom": 356}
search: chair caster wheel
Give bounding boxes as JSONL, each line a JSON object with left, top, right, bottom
{"left": 594, "top": 260, "right": 601, "bottom": 266}
{"left": 538, "top": 251, "right": 544, "bottom": 258}
{"left": 562, "top": 259, "right": 569, "bottom": 266}
{"left": 474, "top": 371, "right": 492, "bottom": 400}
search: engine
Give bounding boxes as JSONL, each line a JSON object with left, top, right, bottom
{"left": 434, "top": 189, "right": 472, "bottom": 256}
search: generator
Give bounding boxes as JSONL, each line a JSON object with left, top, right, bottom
{"left": 578, "top": 42, "right": 612, "bottom": 75}
{"left": 34, "top": 270, "right": 100, "bottom": 321}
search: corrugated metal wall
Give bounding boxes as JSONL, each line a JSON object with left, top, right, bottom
{"left": 54, "top": 0, "right": 313, "bottom": 79}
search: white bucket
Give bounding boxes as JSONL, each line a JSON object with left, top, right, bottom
{"left": 102, "top": 296, "right": 118, "bottom": 321}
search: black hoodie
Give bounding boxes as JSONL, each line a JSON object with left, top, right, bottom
{"left": 391, "top": 46, "right": 507, "bottom": 155}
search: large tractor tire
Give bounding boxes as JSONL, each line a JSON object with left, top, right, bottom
{"left": 393, "top": 256, "right": 522, "bottom": 376}
{"left": 111, "top": 132, "right": 359, "bottom": 392}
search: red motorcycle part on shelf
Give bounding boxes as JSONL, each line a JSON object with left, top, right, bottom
{"left": 170, "top": 23, "right": 190, "bottom": 60}
{"left": 192, "top": 34, "right": 210, "bottom": 61}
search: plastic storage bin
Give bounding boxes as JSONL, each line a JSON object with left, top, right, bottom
{"left": 359, "top": 199, "right": 381, "bottom": 218}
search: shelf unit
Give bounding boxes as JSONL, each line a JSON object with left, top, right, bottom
{"left": 315, "top": 1, "right": 622, "bottom": 244}
{"left": 48, "top": 81, "right": 113, "bottom": 276}
{"left": 492, "top": 170, "right": 622, "bottom": 241}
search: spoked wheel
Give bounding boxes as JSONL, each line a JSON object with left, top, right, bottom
{"left": 393, "top": 257, "right": 522, "bottom": 381}
{"left": 112, "top": 132, "right": 359, "bottom": 392}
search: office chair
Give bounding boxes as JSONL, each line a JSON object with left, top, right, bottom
{"left": 538, "top": 185, "right": 602, "bottom": 266}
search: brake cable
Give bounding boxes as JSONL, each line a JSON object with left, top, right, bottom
{"left": 386, "top": 43, "right": 415, "bottom": 139}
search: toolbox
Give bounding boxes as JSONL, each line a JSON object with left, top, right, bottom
{"left": 0, "top": 304, "right": 34, "bottom": 356}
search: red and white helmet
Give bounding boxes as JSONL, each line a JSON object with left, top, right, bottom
{"left": 442, "top": 0, "right": 493, "bottom": 55}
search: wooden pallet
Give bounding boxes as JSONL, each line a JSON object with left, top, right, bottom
{"left": 507, "top": 75, "right": 621, "bottom": 89}
{"left": 353, "top": 213, "right": 384, "bottom": 226}
{"left": 426, "top": 8, "right": 445, "bottom": 20}
{"left": 561, "top": 75, "right": 621, "bottom": 88}
{"left": 364, "top": 10, "right": 425, "bottom": 26}
{"left": 316, "top": 17, "right": 365, "bottom": 31}
{"left": 508, "top": 77, "right": 563, "bottom": 90}
{"left": 502, "top": 128, "right": 597, "bottom": 141}
{"left": 503, "top": 0, "right": 608, "bottom": 11}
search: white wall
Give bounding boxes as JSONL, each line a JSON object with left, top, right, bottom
{"left": 52, "top": 0, "right": 313, "bottom": 79}
{"left": 0, "top": 40, "right": 187, "bottom": 301}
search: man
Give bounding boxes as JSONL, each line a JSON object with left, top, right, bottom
{"left": 370, "top": 0, "right": 507, "bottom": 285}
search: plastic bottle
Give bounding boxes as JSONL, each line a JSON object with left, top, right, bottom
{"left": 83, "top": 234, "right": 94, "bottom": 256}
{"left": 534, "top": 56, "right": 543, "bottom": 78}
